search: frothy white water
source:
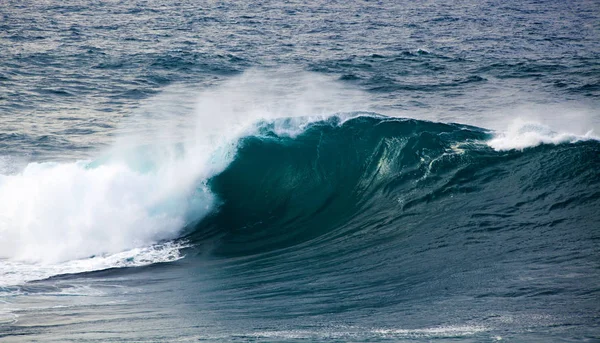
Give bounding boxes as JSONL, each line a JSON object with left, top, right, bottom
{"left": 0, "top": 159, "right": 214, "bottom": 264}
{"left": 487, "top": 118, "right": 597, "bottom": 151}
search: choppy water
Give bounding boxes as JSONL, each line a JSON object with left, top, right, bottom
{"left": 1, "top": 0, "right": 599, "bottom": 342}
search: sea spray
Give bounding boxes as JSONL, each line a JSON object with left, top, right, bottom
{"left": 0, "top": 69, "right": 371, "bottom": 282}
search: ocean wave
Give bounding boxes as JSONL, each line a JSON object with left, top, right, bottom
{"left": 1, "top": 112, "right": 598, "bottom": 285}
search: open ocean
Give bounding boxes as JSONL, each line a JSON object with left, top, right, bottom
{"left": 1, "top": 0, "right": 600, "bottom": 342}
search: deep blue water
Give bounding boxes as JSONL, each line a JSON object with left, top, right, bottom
{"left": 1, "top": 1, "right": 600, "bottom": 342}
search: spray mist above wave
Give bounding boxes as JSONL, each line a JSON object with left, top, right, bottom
{"left": 0, "top": 69, "right": 372, "bottom": 284}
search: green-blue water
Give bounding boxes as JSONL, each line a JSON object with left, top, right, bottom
{"left": 1, "top": 1, "right": 599, "bottom": 342}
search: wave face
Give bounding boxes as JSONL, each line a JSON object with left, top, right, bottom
{"left": 190, "top": 116, "right": 600, "bottom": 259}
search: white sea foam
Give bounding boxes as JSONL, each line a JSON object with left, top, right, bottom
{"left": 487, "top": 118, "right": 597, "bottom": 151}
{"left": 0, "top": 241, "right": 188, "bottom": 287}
{"left": 0, "top": 159, "right": 216, "bottom": 263}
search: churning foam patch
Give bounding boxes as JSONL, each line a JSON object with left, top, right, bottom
{"left": 0, "top": 159, "right": 215, "bottom": 265}
{"left": 487, "top": 119, "right": 597, "bottom": 151}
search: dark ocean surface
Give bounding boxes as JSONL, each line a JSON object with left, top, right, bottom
{"left": 1, "top": 0, "right": 599, "bottom": 342}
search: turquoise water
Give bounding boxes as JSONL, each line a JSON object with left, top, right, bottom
{"left": 1, "top": 1, "right": 599, "bottom": 342}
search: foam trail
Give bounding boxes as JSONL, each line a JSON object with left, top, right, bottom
{"left": 240, "top": 325, "right": 488, "bottom": 340}
{"left": 0, "top": 242, "right": 188, "bottom": 287}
